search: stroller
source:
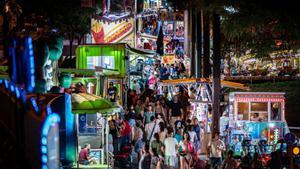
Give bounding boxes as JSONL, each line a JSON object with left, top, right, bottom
{"left": 114, "top": 144, "right": 133, "bottom": 169}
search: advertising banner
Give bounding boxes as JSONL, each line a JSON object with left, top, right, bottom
{"left": 91, "top": 17, "right": 134, "bottom": 47}
{"left": 162, "top": 54, "right": 175, "bottom": 64}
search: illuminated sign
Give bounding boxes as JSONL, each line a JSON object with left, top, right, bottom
{"left": 91, "top": 17, "right": 134, "bottom": 47}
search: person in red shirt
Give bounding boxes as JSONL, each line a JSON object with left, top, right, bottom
{"left": 79, "top": 143, "right": 96, "bottom": 165}
{"left": 120, "top": 119, "right": 132, "bottom": 146}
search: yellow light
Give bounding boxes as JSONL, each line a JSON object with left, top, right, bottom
{"left": 293, "top": 147, "right": 300, "bottom": 155}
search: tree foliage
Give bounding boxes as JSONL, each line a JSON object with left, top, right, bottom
{"left": 167, "top": 0, "right": 300, "bottom": 58}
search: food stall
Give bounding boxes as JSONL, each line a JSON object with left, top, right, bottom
{"left": 72, "top": 93, "right": 120, "bottom": 169}
{"left": 72, "top": 44, "right": 126, "bottom": 105}
{"left": 228, "top": 92, "right": 290, "bottom": 155}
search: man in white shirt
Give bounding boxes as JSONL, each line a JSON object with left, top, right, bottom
{"left": 162, "top": 129, "right": 178, "bottom": 169}
{"left": 208, "top": 132, "right": 225, "bottom": 169}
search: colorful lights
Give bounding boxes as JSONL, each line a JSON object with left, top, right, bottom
{"left": 41, "top": 113, "right": 61, "bottom": 168}
{"left": 269, "top": 123, "right": 275, "bottom": 128}
{"left": 41, "top": 146, "right": 47, "bottom": 154}
{"left": 25, "top": 37, "right": 35, "bottom": 92}
{"left": 42, "top": 155, "right": 48, "bottom": 163}
{"left": 293, "top": 147, "right": 300, "bottom": 155}
{"left": 30, "top": 97, "right": 39, "bottom": 113}
{"left": 4, "top": 80, "right": 9, "bottom": 88}
{"left": 46, "top": 105, "right": 52, "bottom": 115}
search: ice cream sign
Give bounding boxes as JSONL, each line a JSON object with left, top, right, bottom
{"left": 91, "top": 17, "right": 134, "bottom": 46}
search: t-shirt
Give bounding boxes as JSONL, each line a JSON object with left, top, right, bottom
{"left": 79, "top": 149, "right": 88, "bottom": 162}
{"left": 145, "top": 111, "right": 155, "bottom": 124}
{"left": 170, "top": 102, "right": 182, "bottom": 117}
{"left": 209, "top": 139, "right": 225, "bottom": 158}
{"left": 164, "top": 137, "right": 178, "bottom": 156}
{"left": 188, "top": 131, "right": 197, "bottom": 143}
{"left": 145, "top": 121, "right": 159, "bottom": 141}
{"left": 151, "top": 140, "right": 164, "bottom": 156}
{"left": 107, "top": 86, "right": 117, "bottom": 102}
{"left": 175, "top": 134, "right": 183, "bottom": 143}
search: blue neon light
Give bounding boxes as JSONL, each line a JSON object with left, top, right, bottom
{"left": 15, "top": 87, "right": 20, "bottom": 98}
{"left": 41, "top": 155, "right": 48, "bottom": 163}
{"left": 25, "top": 37, "right": 35, "bottom": 92}
{"left": 0, "top": 79, "right": 3, "bottom": 84}
{"left": 46, "top": 105, "right": 52, "bottom": 115}
{"left": 4, "top": 80, "right": 8, "bottom": 88}
{"left": 41, "top": 146, "right": 47, "bottom": 154}
{"left": 40, "top": 113, "right": 61, "bottom": 168}
{"left": 41, "top": 137, "right": 47, "bottom": 145}
{"left": 30, "top": 97, "right": 39, "bottom": 113}
{"left": 10, "top": 84, "right": 15, "bottom": 92}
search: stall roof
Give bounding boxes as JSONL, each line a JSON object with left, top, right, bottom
{"left": 125, "top": 44, "right": 157, "bottom": 56}
{"left": 72, "top": 93, "right": 121, "bottom": 114}
{"left": 160, "top": 78, "right": 250, "bottom": 90}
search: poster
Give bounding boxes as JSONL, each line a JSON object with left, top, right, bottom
{"left": 162, "top": 54, "right": 175, "bottom": 64}
{"left": 91, "top": 17, "right": 134, "bottom": 47}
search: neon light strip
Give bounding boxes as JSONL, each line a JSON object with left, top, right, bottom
{"left": 40, "top": 113, "right": 60, "bottom": 168}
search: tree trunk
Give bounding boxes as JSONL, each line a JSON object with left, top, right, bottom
{"left": 190, "top": 8, "right": 196, "bottom": 77}
{"left": 212, "top": 12, "right": 221, "bottom": 135}
{"left": 196, "top": 10, "right": 202, "bottom": 78}
{"left": 202, "top": 13, "right": 210, "bottom": 78}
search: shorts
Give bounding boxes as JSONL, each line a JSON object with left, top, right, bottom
{"left": 165, "top": 155, "right": 176, "bottom": 167}
{"left": 210, "top": 157, "right": 222, "bottom": 169}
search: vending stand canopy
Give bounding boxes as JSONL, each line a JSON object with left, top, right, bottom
{"left": 72, "top": 93, "right": 119, "bottom": 114}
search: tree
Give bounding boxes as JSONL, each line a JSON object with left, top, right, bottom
{"left": 21, "top": 0, "right": 96, "bottom": 66}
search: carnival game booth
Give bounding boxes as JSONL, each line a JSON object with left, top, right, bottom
{"left": 0, "top": 79, "right": 75, "bottom": 169}
{"left": 158, "top": 78, "right": 249, "bottom": 153}
{"left": 72, "top": 93, "right": 120, "bottom": 169}
{"left": 228, "top": 92, "right": 289, "bottom": 156}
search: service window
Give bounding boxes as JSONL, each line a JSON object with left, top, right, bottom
{"left": 250, "top": 102, "right": 268, "bottom": 121}
{"left": 271, "top": 102, "right": 282, "bottom": 121}
{"left": 250, "top": 102, "right": 268, "bottom": 111}
{"left": 237, "top": 102, "right": 249, "bottom": 120}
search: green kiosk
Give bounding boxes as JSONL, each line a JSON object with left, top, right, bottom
{"left": 61, "top": 44, "right": 127, "bottom": 105}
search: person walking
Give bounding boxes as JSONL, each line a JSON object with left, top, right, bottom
{"left": 179, "top": 132, "right": 194, "bottom": 169}
{"left": 208, "top": 132, "right": 225, "bottom": 169}
{"left": 162, "top": 128, "right": 178, "bottom": 169}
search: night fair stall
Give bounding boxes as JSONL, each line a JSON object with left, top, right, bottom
{"left": 72, "top": 93, "right": 120, "bottom": 169}
{"left": 74, "top": 44, "right": 126, "bottom": 105}
{"left": 228, "top": 92, "right": 290, "bottom": 155}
